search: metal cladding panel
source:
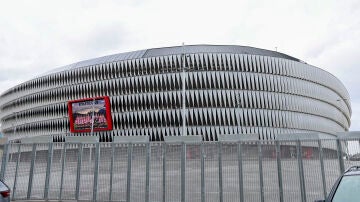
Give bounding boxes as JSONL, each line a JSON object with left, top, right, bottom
{"left": 0, "top": 45, "right": 352, "bottom": 144}
{"left": 143, "top": 45, "right": 301, "bottom": 62}
{"left": 37, "top": 49, "right": 147, "bottom": 78}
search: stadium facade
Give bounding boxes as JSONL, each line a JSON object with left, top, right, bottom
{"left": 0, "top": 45, "right": 351, "bottom": 142}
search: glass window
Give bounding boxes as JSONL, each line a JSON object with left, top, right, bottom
{"left": 332, "top": 175, "right": 360, "bottom": 202}
{"left": 0, "top": 181, "right": 9, "bottom": 191}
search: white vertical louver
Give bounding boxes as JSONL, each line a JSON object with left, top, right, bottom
{"left": 0, "top": 46, "right": 351, "bottom": 142}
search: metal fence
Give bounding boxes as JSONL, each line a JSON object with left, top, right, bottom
{"left": 0, "top": 138, "right": 359, "bottom": 202}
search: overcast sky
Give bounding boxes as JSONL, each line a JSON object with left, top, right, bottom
{"left": 0, "top": 0, "right": 359, "bottom": 130}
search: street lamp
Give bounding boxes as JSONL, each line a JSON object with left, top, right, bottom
{"left": 62, "top": 115, "right": 68, "bottom": 142}
{"left": 181, "top": 43, "right": 187, "bottom": 136}
{"left": 236, "top": 93, "right": 242, "bottom": 135}
{"left": 90, "top": 98, "right": 96, "bottom": 137}
{"left": 89, "top": 98, "right": 97, "bottom": 163}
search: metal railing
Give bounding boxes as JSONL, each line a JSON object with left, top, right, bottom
{"left": 0, "top": 137, "right": 359, "bottom": 202}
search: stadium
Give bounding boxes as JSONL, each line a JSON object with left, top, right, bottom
{"left": 0, "top": 45, "right": 352, "bottom": 142}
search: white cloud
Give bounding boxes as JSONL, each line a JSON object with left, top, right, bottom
{"left": 0, "top": 0, "right": 359, "bottom": 129}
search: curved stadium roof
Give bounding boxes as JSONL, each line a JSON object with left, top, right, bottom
{"left": 41, "top": 45, "right": 303, "bottom": 77}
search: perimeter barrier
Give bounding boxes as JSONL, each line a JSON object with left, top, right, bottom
{"left": 0, "top": 133, "right": 360, "bottom": 202}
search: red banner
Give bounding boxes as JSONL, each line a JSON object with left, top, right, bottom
{"left": 68, "top": 96, "right": 113, "bottom": 133}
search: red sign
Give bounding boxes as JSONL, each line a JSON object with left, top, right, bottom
{"left": 68, "top": 96, "right": 113, "bottom": 133}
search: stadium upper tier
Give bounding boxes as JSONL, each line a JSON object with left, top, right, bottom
{"left": 0, "top": 45, "right": 351, "bottom": 142}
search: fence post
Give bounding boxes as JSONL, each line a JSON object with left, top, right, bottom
{"left": 59, "top": 143, "right": 67, "bottom": 200}
{"left": 218, "top": 142, "right": 223, "bottom": 202}
{"left": 201, "top": 143, "right": 205, "bottom": 202}
{"left": 93, "top": 143, "right": 100, "bottom": 201}
{"left": 336, "top": 139, "right": 345, "bottom": 174}
{"left": 145, "top": 143, "right": 150, "bottom": 202}
{"left": 44, "top": 142, "right": 54, "bottom": 200}
{"left": 12, "top": 144, "right": 21, "bottom": 199}
{"left": 126, "top": 143, "right": 133, "bottom": 202}
{"left": 0, "top": 144, "right": 9, "bottom": 181}
{"left": 75, "top": 143, "right": 83, "bottom": 200}
{"left": 162, "top": 144, "right": 166, "bottom": 202}
{"left": 318, "top": 139, "right": 327, "bottom": 198}
{"left": 238, "top": 142, "right": 244, "bottom": 202}
{"left": 109, "top": 142, "right": 115, "bottom": 201}
{"left": 258, "top": 141, "right": 264, "bottom": 202}
{"left": 296, "top": 140, "right": 306, "bottom": 202}
{"left": 27, "top": 143, "right": 37, "bottom": 199}
{"left": 276, "top": 141, "right": 284, "bottom": 202}
{"left": 181, "top": 142, "right": 186, "bottom": 202}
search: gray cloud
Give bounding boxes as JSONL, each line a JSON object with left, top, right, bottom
{"left": 0, "top": 0, "right": 359, "bottom": 130}
{"left": 64, "top": 24, "right": 128, "bottom": 59}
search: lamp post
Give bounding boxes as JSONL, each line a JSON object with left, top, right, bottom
{"left": 59, "top": 115, "right": 67, "bottom": 163}
{"left": 62, "top": 115, "right": 68, "bottom": 142}
{"left": 90, "top": 98, "right": 96, "bottom": 136}
{"left": 181, "top": 43, "right": 187, "bottom": 136}
{"left": 236, "top": 93, "right": 242, "bottom": 135}
{"left": 89, "top": 98, "right": 96, "bottom": 163}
